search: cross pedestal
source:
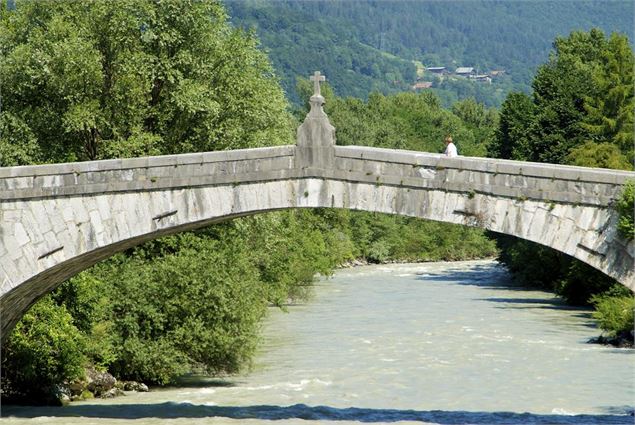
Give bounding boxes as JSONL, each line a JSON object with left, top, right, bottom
{"left": 296, "top": 71, "right": 335, "bottom": 169}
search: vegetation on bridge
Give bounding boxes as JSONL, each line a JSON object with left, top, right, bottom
{"left": 616, "top": 180, "right": 635, "bottom": 241}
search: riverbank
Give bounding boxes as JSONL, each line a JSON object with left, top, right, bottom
{"left": 1, "top": 367, "right": 149, "bottom": 407}
{"left": 338, "top": 255, "right": 499, "bottom": 269}
{"left": 589, "top": 332, "right": 634, "bottom": 348}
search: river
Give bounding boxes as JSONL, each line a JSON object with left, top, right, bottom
{"left": 2, "top": 260, "right": 633, "bottom": 424}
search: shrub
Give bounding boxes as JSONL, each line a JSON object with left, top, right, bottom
{"left": 616, "top": 180, "right": 634, "bottom": 240}
{"left": 102, "top": 239, "right": 268, "bottom": 384}
{"left": 367, "top": 240, "right": 391, "bottom": 263}
{"left": 1, "top": 297, "right": 87, "bottom": 402}
{"left": 591, "top": 292, "right": 635, "bottom": 337}
{"left": 555, "top": 260, "right": 619, "bottom": 305}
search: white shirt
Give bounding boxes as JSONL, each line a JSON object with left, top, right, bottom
{"left": 444, "top": 142, "right": 458, "bottom": 157}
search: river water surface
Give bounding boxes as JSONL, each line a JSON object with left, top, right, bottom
{"left": 2, "top": 260, "right": 634, "bottom": 424}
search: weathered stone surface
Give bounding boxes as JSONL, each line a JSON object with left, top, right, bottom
{"left": 100, "top": 388, "right": 125, "bottom": 398}
{"left": 86, "top": 367, "right": 117, "bottom": 397}
{"left": 122, "top": 381, "right": 149, "bottom": 392}
{"left": 1, "top": 71, "right": 634, "bottom": 342}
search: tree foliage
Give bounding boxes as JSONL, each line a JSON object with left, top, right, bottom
{"left": 0, "top": 0, "right": 292, "bottom": 164}
{"left": 1, "top": 297, "right": 87, "bottom": 402}
{"left": 320, "top": 86, "right": 496, "bottom": 158}
{"left": 591, "top": 291, "right": 635, "bottom": 338}
{"left": 492, "top": 29, "right": 633, "bottom": 167}
{"left": 615, "top": 180, "right": 635, "bottom": 241}
{"left": 489, "top": 92, "right": 535, "bottom": 160}
{"left": 581, "top": 33, "right": 634, "bottom": 160}
{"left": 100, "top": 237, "right": 268, "bottom": 383}
{"left": 566, "top": 141, "right": 632, "bottom": 170}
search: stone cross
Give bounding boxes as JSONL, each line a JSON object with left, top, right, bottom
{"left": 310, "top": 71, "right": 326, "bottom": 97}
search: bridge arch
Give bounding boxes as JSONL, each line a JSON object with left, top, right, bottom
{"left": 1, "top": 84, "right": 634, "bottom": 341}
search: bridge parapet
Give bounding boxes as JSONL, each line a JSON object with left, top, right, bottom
{"left": 331, "top": 146, "right": 632, "bottom": 207}
{"left": 0, "top": 146, "right": 296, "bottom": 201}
{"left": 2, "top": 143, "right": 628, "bottom": 209}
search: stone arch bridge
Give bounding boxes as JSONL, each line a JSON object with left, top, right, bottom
{"left": 1, "top": 77, "right": 634, "bottom": 341}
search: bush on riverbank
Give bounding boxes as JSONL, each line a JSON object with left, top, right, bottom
{"left": 0, "top": 298, "right": 86, "bottom": 404}
{"left": 340, "top": 211, "right": 498, "bottom": 263}
{"left": 591, "top": 289, "right": 635, "bottom": 341}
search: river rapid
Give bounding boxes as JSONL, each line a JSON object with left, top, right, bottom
{"left": 2, "top": 260, "right": 633, "bottom": 424}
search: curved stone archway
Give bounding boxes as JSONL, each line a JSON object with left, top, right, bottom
{"left": 1, "top": 79, "right": 634, "bottom": 341}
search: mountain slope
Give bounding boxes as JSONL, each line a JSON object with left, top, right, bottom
{"left": 226, "top": 0, "right": 634, "bottom": 106}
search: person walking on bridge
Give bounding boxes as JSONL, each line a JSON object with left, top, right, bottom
{"left": 443, "top": 135, "right": 458, "bottom": 157}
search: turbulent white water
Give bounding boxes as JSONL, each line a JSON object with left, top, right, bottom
{"left": 2, "top": 260, "right": 634, "bottom": 424}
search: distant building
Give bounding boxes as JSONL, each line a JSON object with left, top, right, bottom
{"left": 412, "top": 82, "right": 433, "bottom": 90}
{"left": 470, "top": 74, "right": 492, "bottom": 84}
{"left": 488, "top": 70, "right": 506, "bottom": 77}
{"left": 454, "top": 67, "right": 475, "bottom": 76}
{"left": 425, "top": 67, "right": 447, "bottom": 74}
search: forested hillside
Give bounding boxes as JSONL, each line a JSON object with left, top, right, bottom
{"left": 226, "top": 0, "right": 634, "bottom": 106}
{"left": 226, "top": 0, "right": 417, "bottom": 102}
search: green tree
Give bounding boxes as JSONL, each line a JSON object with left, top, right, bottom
{"left": 52, "top": 273, "right": 116, "bottom": 369}
{"left": 323, "top": 89, "right": 493, "bottom": 156}
{"left": 490, "top": 29, "right": 635, "bottom": 336}
{"left": 566, "top": 141, "right": 632, "bottom": 170}
{"left": 451, "top": 98, "right": 498, "bottom": 129}
{"left": 581, "top": 33, "right": 634, "bottom": 161}
{"left": 518, "top": 29, "right": 634, "bottom": 165}
{"left": 101, "top": 238, "right": 268, "bottom": 384}
{"left": 529, "top": 30, "right": 604, "bottom": 163}
{"left": 489, "top": 92, "right": 535, "bottom": 160}
{"left": 1, "top": 297, "right": 87, "bottom": 403}
{"left": 615, "top": 180, "right": 635, "bottom": 240}
{"left": 0, "top": 0, "right": 292, "bottom": 163}
{"left": 592, "top": 292, "right": 635, "bottom": 338}
{"left": 0, "top": 112, "right": 41, "bottom": 166}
